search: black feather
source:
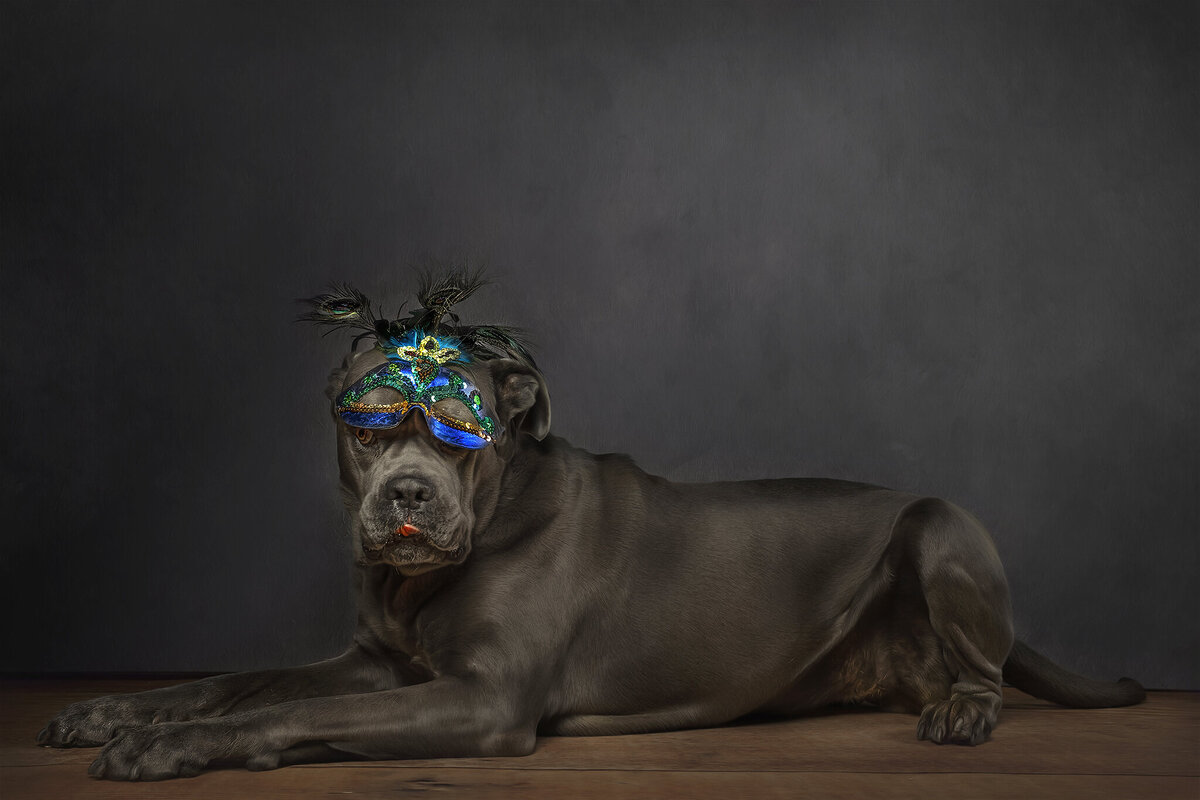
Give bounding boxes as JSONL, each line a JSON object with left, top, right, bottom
{"left": 458, "top": 324, "right": 538, "bottom": 368}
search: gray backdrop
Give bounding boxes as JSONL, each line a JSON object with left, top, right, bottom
{"left": 3, "top": 1, "right": 1196, "bottom": 689}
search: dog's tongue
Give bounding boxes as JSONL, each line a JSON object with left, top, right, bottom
{"left": 398, "top": 522, "right": 421, "bottom": 537}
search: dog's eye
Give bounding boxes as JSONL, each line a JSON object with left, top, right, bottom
{"left": 354, "top": 428, "right": 375, "bottom": 446}
{"left": 436, "top": 439, "right": 466, "bottom": 456}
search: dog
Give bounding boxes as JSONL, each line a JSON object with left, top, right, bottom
{"left": 39, "top": 283, "right": 1145, "bottom": 781}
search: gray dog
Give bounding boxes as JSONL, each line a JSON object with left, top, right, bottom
{"left": 39, "top": 280, "right": 1144, "bottom": 781}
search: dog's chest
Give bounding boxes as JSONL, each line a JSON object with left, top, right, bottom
{"left": 367, "top": 567, "right": 460, "bottom": 678}
{"left": 350, "top": 567, "right": 433, "bottom": 676}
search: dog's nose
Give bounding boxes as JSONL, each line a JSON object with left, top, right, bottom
{"left": 388, "top": 476, "right": 436, "bottom": 508}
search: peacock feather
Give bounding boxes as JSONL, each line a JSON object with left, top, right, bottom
{"left": 299, "top": 269, "right": 537, "bottom": 368}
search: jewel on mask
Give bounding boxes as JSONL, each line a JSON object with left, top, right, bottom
{"left": 393, "top": 335, "right": 462, "bottom": 393}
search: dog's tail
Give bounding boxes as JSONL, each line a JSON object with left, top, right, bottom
{"left": 1002, "top": 639, "right": 1146, "bottom": 707}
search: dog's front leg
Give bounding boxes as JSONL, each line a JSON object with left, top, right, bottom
{"left": 39, "top": 645, "right": 399, "bottom": 748}
{"left": 88, "top": 676, "right": 536, "bottom": 780}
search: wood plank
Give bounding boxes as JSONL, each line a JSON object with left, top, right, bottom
{"left": 2, "top": 765, "right": 1197, "bottom": 800}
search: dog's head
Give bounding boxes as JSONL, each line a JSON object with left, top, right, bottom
{"left": 326, "top": 347, "right": 550, "bottom": 575}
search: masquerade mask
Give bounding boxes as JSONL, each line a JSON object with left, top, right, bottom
{"left": 336, "top": 335, "right": 501, "bottom": 449}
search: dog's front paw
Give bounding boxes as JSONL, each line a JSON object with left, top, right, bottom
{"left": 88, "top": 721, "right": 229, "bottom": 781}
{"left": 916, "top": 694, "right": 997, "bottom": 745}
{"left": 38, "top": 695, "right": 157, "bottom": 748}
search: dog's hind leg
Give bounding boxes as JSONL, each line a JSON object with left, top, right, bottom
{"left": 897, "top": 498, "right": 1013, "bottom": 745}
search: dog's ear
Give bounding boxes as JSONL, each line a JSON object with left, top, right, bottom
{"left": 488, "top": 359, "right": 551, "bottom": 442}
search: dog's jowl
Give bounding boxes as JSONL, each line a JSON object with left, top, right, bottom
{"left": 40, "top": 276, "right": 1145, "bottom": 781}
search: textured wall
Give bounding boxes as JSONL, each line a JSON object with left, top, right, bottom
{"left": 3, "top": 1, "right": 1196, "bottom": 688}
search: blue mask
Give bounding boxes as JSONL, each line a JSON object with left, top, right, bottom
{"left": 336, "top": 335, "right": 501, "bottom": 449}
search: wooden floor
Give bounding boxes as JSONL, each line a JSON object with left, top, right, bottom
{"left": 1, "top": 679, "right": 1196, "bottom": 799}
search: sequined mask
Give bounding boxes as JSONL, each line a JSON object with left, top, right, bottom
{"left": 336, "top": 335, "right": 501, "bottom": 449}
